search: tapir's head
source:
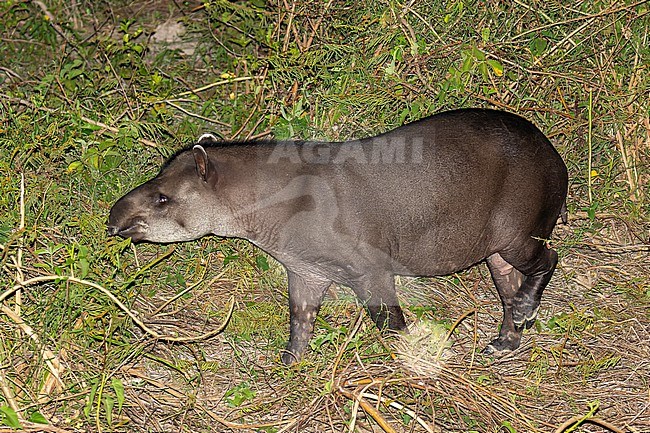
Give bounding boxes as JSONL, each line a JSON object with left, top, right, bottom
{"left": 108, "top": 135, "right": 223, "bottom": 243}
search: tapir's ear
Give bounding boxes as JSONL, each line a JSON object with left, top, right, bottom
{"left": 197, "top": 133, "right": 218, "bottom": 145}
{"left": 192, "top": 145, "right": 214, "bottom": 183}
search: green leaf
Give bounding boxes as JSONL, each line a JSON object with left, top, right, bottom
{"left": 111, "top": 378, "right": 125, "bottom": 414}
{"left": 460, "top": 53, "right": 473, "bottom": 72}
{"left": 85, "top": 380, "right": 99, "bottom": 417}
{"left": 28, "top": 411, "right": 49, "bottom": 424}
{"left": 78, "top": 257, "right": 89, "bottom": 278}
{"left": 476, "top": 374, "right": 492, "bottom": 385}
{"left": 0, "top": 225, "right": 11, "bottom": 243}
{"left": 104, "top": 395, "right": 114, "bottom": 425}
{"left": 0, "top": 406, "right": 22, "bottom": 429}
{"left": 481, "top": 28, "right": 490, "bottom": 42}
{"left": 67, "top": 161, "right": 83, "bottom": 174}
{"left": 255, "top": 255, "right": 270, "bottom": 271}
{"left": 586, "top": 202, "right": 598, "bottom": 221}
{"left": 222, "top": 254, "right": 239, "bottom": 265}
{"left": 272, "top": 118, "right": 293, "bottom": 140}
{"left": 225, "top": 382, "right": 256, "bottom": 407}
{"left": 501, "top": 420, "right": 517, "bottom": 433}
{"left": 529, "top": 37, "right": 548, "bottom": 57}
{"left": 472, "top": 47, "right": 486, "bottom": 61}
{"left": 66, "top": 68, "right": 84, "bottom": 80}
{"left": 487, "top": 59, "right": 504, "bottom": 76}
{"left": 478, "top": 62, "right": 488, "bottom": 79}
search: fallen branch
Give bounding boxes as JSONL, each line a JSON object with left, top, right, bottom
{"left": 0, "top": 421, "right": 76, "bottom": 433}
{"left": 1, "top": 275, "right": 234, "bottom": 343}
{"left": 554, "top": 416, "right": 627, "bottom": 433}
{"left": 1, "top": 305, "right": 65, "bottom": 390}
{"left": 337, "top": 386, "right": 398, "bottom": 433}
{"left": 168, "top": 75, "right": 263, "bottom": 99}
{"left": 359, "top": 391, "right": 435, "bottom": 433}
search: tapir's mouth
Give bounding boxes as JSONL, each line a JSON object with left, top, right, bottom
{"left": 107, "top": 220, "right": 148, "bottom": 241}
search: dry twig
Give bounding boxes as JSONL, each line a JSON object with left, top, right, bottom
{"left": 554, "top": 416, "right": 627, "bottom": 433}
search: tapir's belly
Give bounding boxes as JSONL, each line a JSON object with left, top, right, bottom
{"left": 388, "top": 233, "right": 492, "bottom": 276}
{"left": 277, "top": 208, "right": 501, "bottom": 282}
{"left": 320, "top": 187, "right": 504, "bottom": 278}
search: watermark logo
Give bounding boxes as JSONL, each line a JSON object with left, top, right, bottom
{"left": 267, "top": 136, "right": 424, "bottom": 164}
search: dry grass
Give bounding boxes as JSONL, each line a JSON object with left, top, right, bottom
{"left": 1, "top": 0, "right": 649, "bottom": 432}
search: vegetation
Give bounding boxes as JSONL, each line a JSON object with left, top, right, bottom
{"left": 1, "top": 0, "right": 648, "bottom": 431}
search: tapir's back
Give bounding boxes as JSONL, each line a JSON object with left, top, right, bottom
{"left": 321, "top": 109, "right": 567, "bottom": 275}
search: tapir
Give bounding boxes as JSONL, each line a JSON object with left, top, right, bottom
{"left": 107, "top": 108, "right": 568, "bottom": 365}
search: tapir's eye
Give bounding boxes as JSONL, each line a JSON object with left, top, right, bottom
{"left": 157, "top": 194, "right": 169, "bottom": 204}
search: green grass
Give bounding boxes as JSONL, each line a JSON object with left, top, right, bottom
{"left": 1, "top": 0, "right": 649, "bottom": 431}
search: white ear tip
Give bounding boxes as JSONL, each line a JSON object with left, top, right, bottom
{"left": 198, "top": 133, "right": 218, "bottom": 143}
{"left": 192, "top": 144, "right": 207, "bottom": 153}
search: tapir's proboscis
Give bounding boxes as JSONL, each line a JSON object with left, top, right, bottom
{"left": 108, "top": 109, "right": 568, "bottom": 365}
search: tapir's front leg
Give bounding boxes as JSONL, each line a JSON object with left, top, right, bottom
{"left": 349, "top": 272, "right": 407, "bottom": 332}
{"left": 282, "top": 270, "right": 332, "bottom": 365}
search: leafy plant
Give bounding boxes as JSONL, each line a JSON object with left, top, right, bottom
{"left": 0, "top": 406, "right": 21, "bottom": 429}
{"left": 224, "top": 382, "right": 256, "bottom": 407}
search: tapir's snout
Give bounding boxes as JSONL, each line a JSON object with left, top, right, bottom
{"left": 106, "top": 216, "right": 148, "bottom": 242}
{"left": 107, "top": 198, "right": 128, "bottom": 237}
{"left": 107, "top": 225, "right": 120, "bottom": 236}
{"left": 107, "top": 195, "right": 149, "bottom": 241}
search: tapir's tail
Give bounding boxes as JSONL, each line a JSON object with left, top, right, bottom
{"left": 559, "top": 201, "right": 568, "bottom": 224}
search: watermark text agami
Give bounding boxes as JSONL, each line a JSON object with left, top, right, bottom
{"left": 268, "top": 136, "right": 424, "bottom": 164}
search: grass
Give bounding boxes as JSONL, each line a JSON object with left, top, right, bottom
{"left": 1, "top": 0, "right": 649, "bottom": 431}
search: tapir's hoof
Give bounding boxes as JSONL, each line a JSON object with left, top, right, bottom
{"left": 482, "top": 343, "right": 511, "bottom": 356}
{"left": 281, "top": 350, "right": 300, "bottom": 366}
{"left": 483, "top": 336, "right": 520, "bottom": 356}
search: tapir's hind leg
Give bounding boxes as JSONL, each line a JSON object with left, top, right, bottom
{"left": 485, "top": 253, "right": 526, "bottom": 353}
{"left": 509, "top": 246, "right": 558, "bottom": 329}
{"left": 485, "top": 244, "right": 558, "bottom": 354}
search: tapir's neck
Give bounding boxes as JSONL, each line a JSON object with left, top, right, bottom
{"left": 208, "top": 144, "right": 334, "bottom": 257}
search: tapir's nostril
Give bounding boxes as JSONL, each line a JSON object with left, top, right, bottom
{"left": 107, "top": 226, "right": 120, "bottom": 236}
